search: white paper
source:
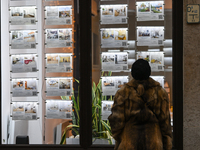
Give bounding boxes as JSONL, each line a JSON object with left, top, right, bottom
{"left": 46, "top": 53, "right": 72, "bottom": 73}
{"left": 12, "top": 102, "right": 37, "bottom": 120}
{"left": 101, "top": 52, "right": 128, "bottom": 71}
{"left": 45, "top": 29, "right": 72, "bottom": 48}
{"left": 151, "top": 76, "right": 164, "bottom": 88}
{"left": 101, "top": 28, "right": 128, "bottom": 48}
{"left": 100, "top": 5, "right": 127, "bottom": 24}
{"left": 11, "top": 54, "right": 37, "bottom": 73}
{"left": 101, "top": 101, "right": 114, "bottom": 120}
{"left": 12, "top": 78, "right": 38, "bottom": 97}
{"left": 45, "top": 6, "right": 72, "bottom": 25}
{"left": 137, "top": 26, "right": 164, "bottom": 46}
{"left": 136, "top": 1, "right": 164, "bottom": 21}
{"left": 137, "top": 51, "right": 164, "bottom": 71}
{"left": 46, "top": 77, "right": 72, "bottom": 96}
{"left": 102, "top": 76, "right": 128, "bottom": 96}
{"left": 10, "top": 30, "right": 36, "bottom": 49}
{"left": 46, "top": 100, "right": 72, "bottom": 119}
{"left": 10, "top": 6, "right": 36, "bottom": 25}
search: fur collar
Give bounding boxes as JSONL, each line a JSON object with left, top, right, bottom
{"left": 126, "top": 77, "right": 160, "bottom": 89}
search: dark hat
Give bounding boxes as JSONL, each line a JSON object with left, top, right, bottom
{"left": 131, "top": 59, "right": 151, "bottom": 80}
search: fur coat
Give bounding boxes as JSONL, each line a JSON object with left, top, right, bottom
{"left": 108, "top": 77, "right": 172, "bottom": 150}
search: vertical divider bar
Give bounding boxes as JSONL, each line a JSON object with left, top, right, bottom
{"left": 79, "top": 0, "right": 92, "bottom": 148}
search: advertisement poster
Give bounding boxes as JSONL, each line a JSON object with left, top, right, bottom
{"left": 10, "top": 6, "right": 36, "bottom": 25}
{"left": 45, "top": 6, "right": 72, "bottom": 25}
{"left": 101, "top": 52, "right": 128, "bottom": 71}
{"left": 45, "top": 29, "right": 72, "bottom": 48}
{"left": 137, "top": 51, "right": 164, "bottom": 71}
{"left": 11, "top": 54, "right": 37, "bottom": 73}
{"left": 136, "top": 1, "right": 164, "bottom": 21}
{"left": 12, "top": 102, "right": 37, "bottom": 120}
{"left": 137, "top": 26, "right": 164, "bottom": 46}
{"left": 101, "top": 28, "right": 128, "bottom": 48}
{"left": 151, "top": 76, "right": 164, "bottom": 88}
{"left": 46, "top": 100, "right": 72, "bottom": 119}
{"left": 100, "top": 5, "right": 128, "bottom": 24}
{"left": 46, "top": 77, "right": 72, "bottom": 96}
{"left": 101, "top": 101, "right": 114, "bottom": 120}
{"left": 102, "top": 76, "right": 128, "bottom": 96}
{"left": 12, "top": 78, "right": 38, "bottom": 97}
{"left": 10, "top": 30, "right": 36, "bottom": 49}
{"left": 46, "top": 53, "right": 72, "bottom": 73}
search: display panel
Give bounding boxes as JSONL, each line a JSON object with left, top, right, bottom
{"left": 136, "top": 1, "right": 164, "bottom": 21}
{"left": 101, "top": 101, "right": 113, "bottom": 120}
{"left": 137, "top": 26, "right": 164, "bottom": 46}
{"left": 137, "top": 51, "right": 164, "bottom": 71}
{"left": 46, "top": 53, "right": 72, "bottom": 73}
{"left": 11, "top": 54, "right": 37, "bottom": 73}
{"left": 102, "top": 76, "right": 128, "bottom": 96}
{"left": 10, "top": 6, "right": 36, "bottom": 25}
{"left": 12, "top": 78, "right": 38, "bottom": 97}
{"left": 100, "top": 4, "right": 128, "bottom": 24}
{"left": 45, "top": 28, "right": 72, "bottom": 48}
{"left": 10, "top": 30, "right": 37, "bottom": 49}
{"left": 46, "top": 77, "right": 72, "bottom": 96}
{"left": 12, "top": 102, "right": 38, "bottom": 120}
{"left": 101, "top": 28, "right": 128, "bottom": 48}
{"left": 101, "top": 52, "right": 128, "bottom": 71}
{"left": 45, "top": 6, "right": 72, "bottom": 25}
{"left": 46, "top": 100, "right": 72, "bottom": 119}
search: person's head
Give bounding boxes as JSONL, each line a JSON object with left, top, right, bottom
{"left": 131, "top": 59, "right": 151, "bottom": 80}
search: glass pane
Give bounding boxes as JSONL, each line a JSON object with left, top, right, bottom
{"left": 1, "top": 0, "right": 79, "bottom": 145}
{"left": 91, "top": 0, "right": 173, "bottom": 145}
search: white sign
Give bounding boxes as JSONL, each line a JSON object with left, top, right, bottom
{"left": 101, "top": 101, "right": 114, "bottom": 120}
{"left": 151, "top": 76, "right": 164, "bottom": 88}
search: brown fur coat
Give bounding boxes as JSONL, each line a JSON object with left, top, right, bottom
{"left": 108, "top": 77, "right": 172, "bottom": 150}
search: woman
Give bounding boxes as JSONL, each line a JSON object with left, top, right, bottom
{"left": 108, "top": 59, "right": 172, "bottom": 150}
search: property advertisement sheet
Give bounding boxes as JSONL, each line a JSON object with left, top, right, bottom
{"left": 151, "top": 76, "right": 164, "bottom": 88}
{"left": 100, "top": 5, "right": 128, "bottom": 24}
{"left": 101, "top": 28, "right": 128, "bottom": 48}
{"left": 45, "top": 6, "right": 72, "bottom": 25}
{"left": 11, "top": 54, "right": 37, "bottom": 73}
{"left": 137, "top": 26, "right": 164, "bottom": 46}
{"left": 136, "top": 1, "right": 164, "bottom": 21}
{"left": 45, "top": 29, "right": 72, "bottom": 48}
{"left": 46, "top": 53, "right": 72, "bottom": 73}
{"left": 46, "top": 77, "right": 72, "bottom": 96}
{"left": 137, "top": 51, "right": 164, "bottom": 71}
{"left": 101, "top": 52, "right": 128, "bottom": 71}
{"left": 46, "top": 100, "right": 72, "bottom": 119}
{"left": 12, "top": 102, "right": 38, "bottom": 120}
{"left": 10, "top": 6, "right": 36, "bottom": 25}
{"left": 10, "top": 30, "right": 37, "bottom": 49}
{"left": 102, "top": 76, "right": 128, "bottom": 96}
{"left": 12, "top": 78, "right": 38, "bottom": 97}
{"left": 101, "top": 101, "right": 114, "bottom": 120}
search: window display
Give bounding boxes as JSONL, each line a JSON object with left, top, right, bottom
{"left": 45, "top": 53, "right": 72, "bottom": 73}
{"left": 137, "top": 26, "right": 164, "bottom": 46}
{"left": 46, "top": 77, "right": 72, "bottom": 96}
{"left": 10, "top": 30, "right": 37, "bottom": 49}
{"left": 12, "top": 78, "right": 38, "bottom": 97}
{"left": 10, "top": 6, "right": 37, "bottom": 25}
{"left": 101, "top": 52, "right": 128, "bottom": 71}
{"left": 11, "top": 54, "right": 37, "bottom": 73}
{"left": 46, "top": 100, "right": 72, "bottom": 119}
{"left": 101, "top": 28, "right": 128, "bottom": 48}
{"left": 45, "top": 29, "right": 72, "bottom": 48}
{"left": 100, "top": 4, "right": 128, "bottom": 24}
{"left": 136, "top": 1, "right": 164, "bottom": 21}
{"left": 12, "top": 102, "right": 38, "bottom": 120}
{"left": 45, "top": 6, "right": 72, "bottom": 25}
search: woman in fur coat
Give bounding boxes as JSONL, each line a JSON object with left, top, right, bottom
{"left": 108, "top": 59, "right": 172, "bottom": 150}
